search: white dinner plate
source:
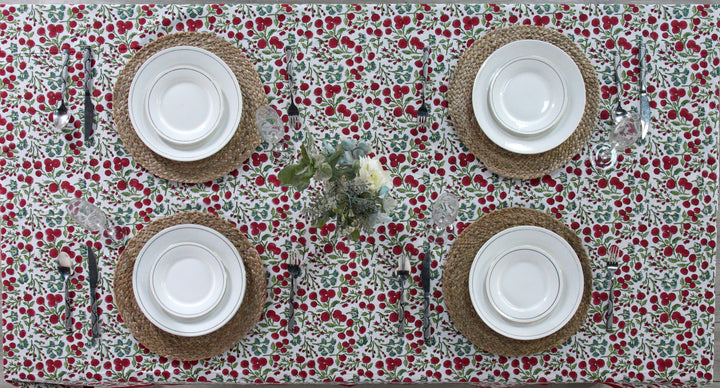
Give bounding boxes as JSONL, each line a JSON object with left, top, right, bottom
{"left": 146, "top": 66, "right": 224, "bottom": 145}
{"left": 488, "top": 57, "right": 567, "bottom": 136}
{"left": 133, "top": 224, "right": 246, "bottom": 337}
{"left": 472, "top": 40, "right": 586, "bottom": 154}
{"left": 468, "top": 226, "right": 584, "bottom": 340}
{"left": 149, "top": 242, "right": 227, "bottom": 319}
{"left": 129, "top": 46, "right": 242, "bottom": 161}
{"left": 485, "top": 245, "right": 562, "bottom": 323}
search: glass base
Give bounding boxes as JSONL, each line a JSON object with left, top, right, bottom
{"left": 588, "top": 143, "right": 617, "bottom": 171}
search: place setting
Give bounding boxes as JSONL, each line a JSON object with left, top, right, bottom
{"left": 113, "top": 32, "right": 266, "bottom": 184}
{"left": 443, "top": 207, "right": 592, "bottom": 356}
{"left": 113, "top": 212, "right": 266, "bottom": 361}
{"left": 449, "top": 25, "right": 600, "bottom": 180}
{"left": 59, "top": 198, "right": 132, "bottom": 346}
{"left": 60, "top": 199, "right": 267, "bottom": 358}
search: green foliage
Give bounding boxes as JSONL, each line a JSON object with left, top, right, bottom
{"left": 278, "top": 138, "right": 392, "bottom": 240}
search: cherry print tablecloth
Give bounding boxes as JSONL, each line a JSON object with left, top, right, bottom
{"left": 1, "top": 3, "right": 718, "bottom": 387}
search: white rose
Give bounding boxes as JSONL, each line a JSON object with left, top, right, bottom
{"left": 357, "top": 156, "right": 391, "bottom": 192}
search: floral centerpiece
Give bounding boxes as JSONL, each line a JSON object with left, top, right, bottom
{"left": 278, "top": 137, "right": 395, "bottom": 240}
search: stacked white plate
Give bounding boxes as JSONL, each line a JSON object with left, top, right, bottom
{"left": 133, "top": 224, "right": 246, "bottom": 336}
{"left": 472, "top": 40, "right": 586, "bottom": 154}
{"left": 468, "top": 226, "right": 584, "bottom": 340}
{"left": 129, "top": 46, "right": 243, "bottom": 161}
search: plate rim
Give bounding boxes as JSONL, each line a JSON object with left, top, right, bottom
{"left": 129, "top": 45, "right": 243, "bottom": 161}
{"left": 468, "top": 225, "right": 584, "bottom": 340}
{"left": 132, "top": 223, "right": 246, "bottom": 337}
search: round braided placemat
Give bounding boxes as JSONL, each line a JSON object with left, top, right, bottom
{"left": 443, "top": 207, "right": 592, "bottom": 356}
{"left": 448, "top": 26, "right": 600, "bottom": 180}
{"left": 113, "top": 32, "right": 265, "bottom": 183}
{"left": 113, "top": 212, "right": 266, "bottom": 361}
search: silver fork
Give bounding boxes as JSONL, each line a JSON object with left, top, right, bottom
{"left": 394, "top": 254, "right": 411, "bottom": 337}
{"left": 612, "top": 56, "right": 629, "bottom": 124}
{"left": 285, "top": 46, "right": 300, "bottom": 129}
{"left": 605, "top": 245, "right": 620, "bottom": 331}
{"left": 286, "top": 251, "right": 302, "bottom": 333}
{"left": 416, "top": 47, "right": 430, "bottom": 126}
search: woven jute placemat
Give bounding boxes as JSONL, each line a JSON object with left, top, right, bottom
{"left": 113, "top": 212, "right": 266, "bottom": 361}
{"left": 443, "top": 207, "right": 592, "bottom": 356}
{"left": 448, "top": 26, "right": 600, "bottom": 180}
{"left": 113, "top": 32, "right": 265, "bottom": 183}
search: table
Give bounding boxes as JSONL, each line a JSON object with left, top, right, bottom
{"left": 1, "top": 3, "right": 717, "bottom": 386}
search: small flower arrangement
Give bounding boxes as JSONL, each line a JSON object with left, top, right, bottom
{"left": 278, "top": 137, "right": 395, "bottom": 241}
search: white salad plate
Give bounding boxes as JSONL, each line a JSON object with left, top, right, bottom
{"left": 485, "top": 245, "right": 562, "bottom": 323}
{"left": 129, "top": 46, "right": 242, "bottom": 161}
{"left": 146, "top": 66, "right": 224, "bottom": 145}
{"left": 133, "top": 224, "right": 246, "bottom": 337}
{"left": 149, "top": 242, "right": 227, "bottom": 319}
{"left": 472, "top": 40, "right": 585, "bottom": 154}
{"left": 488, "top": 56, "right": 567, "bottom": 136}
{"left": 468, "top": 226, "right": 584, "bottom": 340}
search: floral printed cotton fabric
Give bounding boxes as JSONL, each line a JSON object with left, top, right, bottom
{"left": 0, "top": 4, "right": 718, "bottom": 387}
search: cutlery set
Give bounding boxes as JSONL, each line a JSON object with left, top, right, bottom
{"left": 612, "top": 37, "right": 650, "bottom": 135}
{"left": 394, "top": 183, "right": 459, "bottom": 342}
{"left": 597, "top": 38, "right": 648, "bottom": 328}
{"left": 53, "top": 46, "right": 94, "bottom": 141}
{"left": 56, "top": 247, "right": 102, "bottom": 344}
{"left": 61, "top": 199, "right": 124, "bottom": 342}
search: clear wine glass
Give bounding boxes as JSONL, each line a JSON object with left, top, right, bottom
{"left": 256, "top": 105, "right": 290, "bottom": 162}
{"left": 589, "top": 113, "right": 641, "bottom": 171}
{"left": 430, "top": 192, "right": 460, "bottom": 234}
{"left": 66, "top": 199, "right": 129, "bottom": 248}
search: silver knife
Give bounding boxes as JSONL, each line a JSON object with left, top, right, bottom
{"left": 83, "top": 46, "right": 94, "bottom": 141}
{"left": 86, "top": 245, "right": 100, "bottom": 344}
{"left": 420, "top": 242, "right": 432, "bottom": 344}
{"left": 638, "top": 37, "right": 650, "bottom": 140}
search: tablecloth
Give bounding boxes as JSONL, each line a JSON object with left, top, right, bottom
{"left": 1, "top": 3, "right": 717, "bottom": 386}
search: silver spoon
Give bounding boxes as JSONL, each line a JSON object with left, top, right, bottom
{"left": 53, "top": 50, "right": 71, "bottom": 130}
{"left": 612, "top": 55, "right": 629, "bottom": 125}
{"left": 57, "top": 251, "right": 73, "bottom": 333}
